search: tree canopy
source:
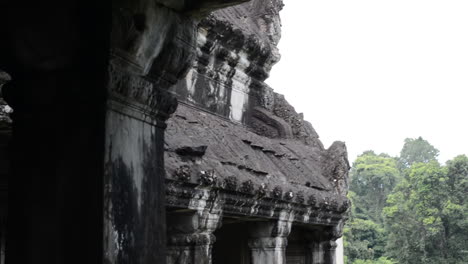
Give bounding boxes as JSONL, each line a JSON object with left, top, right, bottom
{"left": 398, "top": 137, "right": 439, "bottom": 169}
{"left": 349, "top": 151, "right": 400, "bottom": 223}
{"left": 345, "top": 138, "right": 467, "bottom": 264}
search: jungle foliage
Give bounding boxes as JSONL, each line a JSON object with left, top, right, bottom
{"left": 344, "top": 137, "right": 467, "bottom": 264}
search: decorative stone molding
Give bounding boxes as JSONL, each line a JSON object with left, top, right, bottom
{"left": 174, "top": 165, "right": 192, "bottom": 182}
{"left": 198, "top": 170, "right": 217, "bottom": 186}
{"left": 272, "top": 186, "right": 283, "bottom": 199}
{"left": 296, "top": 191, "right": 305, "bottom": 204}
{"left": 107, "top": 64, "right": 178, "bottom": 122}
{"left": 224, "top": 176, "right": 238, "bottom": 191}
{"left": 240, "top": 180, "right": 255, "bottom": 194}
{"left": 284, "top": 190, "right": 294, "bottom": 201}
{"left": 165, "top": 179, "right": 346, "bottom": 227}
{"left": 257, "top": 183, "right": 268, "bottom": 197}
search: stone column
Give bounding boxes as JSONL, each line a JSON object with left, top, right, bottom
{"left": 307, "top": 224, "right": 343, "bottom": 264}
{"left": 166, "top": 209, "right": 222, "bottom": 264}
{"left": 249, "top": 237, "right": 288, "bottom": 264}
{"left": 248, "top": 212, "right": 293, "bottom": 264}
{"left": 308, "top": 239, "right": 324, "bottom": 264}
{"left": 323, "top": 241, "right": 338, "bottom": 264}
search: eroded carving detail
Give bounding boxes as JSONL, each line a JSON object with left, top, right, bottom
{"left": 295, "top": 191, "right": 304, "bottom": 204}
{"left": 284, "top": 190, "right": 294, "bottom": 201}
{"left": 272, "top": 186, "right": 282, "bottom": 199}
{"left": 257, "top": 183, "right": 268, "bottom": 197}
{"left": 199, "top": 170, "right": 217, "bottom": 186}
{"left": 224, "top": 176, "right": 238, "bottom": 191}
{"left": 240, "top": 180, "right": 254, "bottom": 194}
{"left": 174, "top": 165, "right": 192, "bottom": 182}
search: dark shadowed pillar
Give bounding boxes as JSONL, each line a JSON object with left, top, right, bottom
{"left": 0, "top": 1, "right": 110, "bottom": 263}
{"left": 315, "top": 224, "right": 344, "bottom": 264}
{"left": 308, "top": 239, "right": 324, "bottom": 264}
{"left": 323, "top": 241, "right": 337, "bottom": 264}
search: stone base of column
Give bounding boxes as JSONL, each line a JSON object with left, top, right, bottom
{"left": 249, "top": 237, "right": 288, "bottom": 264}
{"left": 166, "top": 210, "right": 222, "bottom": 264}
{"left": 323, "top": 241, "right": 337, "bottom": 264}
{"left": 167, "top": 233, "right": 216, "bottom": 264}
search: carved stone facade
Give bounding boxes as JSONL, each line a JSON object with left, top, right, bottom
{"left": 0, "top": 0, "right": 348, "bottom": 263}
{"left": 164, "top": 0, "right": 350, "bottom": 263}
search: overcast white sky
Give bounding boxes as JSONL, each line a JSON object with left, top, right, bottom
{"left": 266, "top": 0, "right": 468, "bottom": 164}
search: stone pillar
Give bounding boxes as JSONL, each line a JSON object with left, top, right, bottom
{"left": 335, "top": 238, "right": 344, "bottom": 264}
{"left": 248, "top": 212, "right": 293, "bottom": 264}
{"left": 303, "top": 224, "right": 343, "bottom": 264}
{"left": 323, "top": 241, "right": 338, "bottom": 264}
{"left": 249, "top": 237, "right": 288, "bottom": 264}
{"left": 308, "top": 224, "right": 343, "bottom": 264}
{"left": 308, "top": 240, "right": 324, "bottom": 264}
{"left": 166, "top": 209, "right": 222, "bottom": 264}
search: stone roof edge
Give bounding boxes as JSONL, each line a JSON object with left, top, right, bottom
{"left": 165, "top": 179, "right": 350, "bottom": 225}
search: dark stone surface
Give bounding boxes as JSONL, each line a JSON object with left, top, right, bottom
{"left": 0, "top": 0, "right": 250, "bottom": 263}
{"left": 165, "top": 104, "right": 335, "bottom": 193}
{"left": 175, "top": 145, "right": 208, "bottom": 156}
{"left": 0, "top": 2, "right": 111, "bottom": 263}
{"left": 103, "top": 119, "right": 167, "bottom": 264}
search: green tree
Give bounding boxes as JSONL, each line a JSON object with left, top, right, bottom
{"left": 398, "top": 137, "right": 439, "bottom": 170}
{"left": 349, "top": 151, "right": 401, "bottom": 223}
{"left": 345, "top": 151, "right": 400, "bottom": 263}
{"left": 443, "top": 155, "right": 468, "bottom": 263}
{"left": 384, "top": 158, "right": 468, "bottom": 264}
{"left": 344, "top": 218, "right": 386, "bottom": 261}
{"left": 351, "top": 257, "right": 396, "bottom": 264}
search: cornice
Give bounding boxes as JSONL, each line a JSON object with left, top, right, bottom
{"left": 165, "top": 179, "right": 350, "bottom": 227}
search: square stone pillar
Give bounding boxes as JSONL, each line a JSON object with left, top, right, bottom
{"left": 306, "top": 224, "right": 342, "bottom": 264}
{"left": 248, "top": 211, "right": 293, "bottom": 264}
{"left": 249, "top": 237, "right": 288, "bottom": 264}
{"left": 323, "top": 241, "right": 337, "bottom": 264}
{"left": 308, "top": 240, "right": 324, "bottom": 264}
{"left": 166, "top": 209, "right": 222, "bottom": 264}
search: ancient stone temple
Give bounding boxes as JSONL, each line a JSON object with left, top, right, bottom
{"left": 163, "top": 2, "right": 350, "bottom": 264}
{"left": 0, "top": 0, "right": 349, "bottom": 263}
